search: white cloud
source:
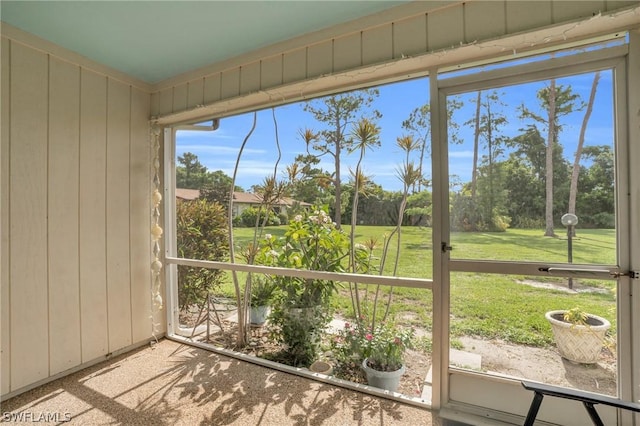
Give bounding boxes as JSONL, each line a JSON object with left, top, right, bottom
{"left": 177, "top": 128, "right": 235, "bottom": 140}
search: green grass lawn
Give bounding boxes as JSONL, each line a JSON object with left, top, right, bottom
{"left": 211, "top": 226, "right": 617, "bottom": 348}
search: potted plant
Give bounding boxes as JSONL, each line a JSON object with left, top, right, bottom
{"left": 545, "top": 307, "right": 611, "bottom": 364}
{"left": 333, "top": 320, "right": 414, "bottom": 391}
{"left": 256, "top": 208, "right": 351, "bottom": 366}
{"left": 249, "top": 276, "right": 276, "bottom": 325}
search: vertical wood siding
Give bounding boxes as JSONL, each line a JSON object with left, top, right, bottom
{"left": 9, "top": 42, "right": 49, "bottom": 391}
{"left": 1, "top": 38, "right": 155, "bottom": 396}
{"left": 79, "top": 69, "right": 109, "bottom": 363}
{"left": 105, "top": 80, "right": 133, "bottom": 352}
{"left": 48, "top": 57, "right": 81, "bottom": 376}
{"left": 1, "top": 36, "right": 11, "bottom": 396}
{"left": 129, "top": 88, "right": 152, "bottom": 344}
{"left": 151, "top": 0, "right": 637, "bottom": 120}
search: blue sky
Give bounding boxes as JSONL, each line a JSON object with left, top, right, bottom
{"left": 176, "top": 69, "right": 613, "bottom": 193}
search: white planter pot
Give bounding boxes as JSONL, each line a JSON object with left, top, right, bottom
{"left": 361, "top": 358, "right": 405, "bottom": 391}
{"left": 545, "top": 310, "right": 611, "bottom": 364}
{"left": 249, "top": 305, "right": 271, "bottom": 325}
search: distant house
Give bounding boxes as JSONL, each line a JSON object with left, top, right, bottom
{"left": 175, "top": 188, "right": 311, "bottom": 218}
{"left": 175, "top": 188, "right": 201, "bottom": 201}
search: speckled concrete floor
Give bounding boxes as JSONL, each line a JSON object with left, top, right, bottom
{"left": 1, "top": 339, "right": 435, "bottom": 425}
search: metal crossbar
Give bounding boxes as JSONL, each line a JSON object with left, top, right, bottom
{"left": 522, "top": 381, "right": 640, "bottom": 426}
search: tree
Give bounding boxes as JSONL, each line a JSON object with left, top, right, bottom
{"left": 577, "top": 145, "right": 614, "bottom": 227}
{"left": 402, "top": 97, "right": 463, "bottom": 193}
{"left": 568, "top": 72, "right": 601, "bottom": 224}
{"left": 470, "top": 90, "right": 482, "bottom": 199}
{"left": 347, "top": 118, "right": 380, "bottom": 317}
{"left": 285, "top": 154, "right": 330, "bottom": 205}
{"left": 200, "top": 169, "right": 243, "bottom": 206}
{"left": 520, "top": 80, "right": 583, "bottom": 236}
{"left": 176, "top": 152, "right": 208, "bottom": 189}
{"left": 467, "top": 91, "right": 508, "bottom": 226}
{"left": 300, "top": 89, "right": 381, "bottom": 228}
{"left": 405, "top": 190, "right": 432, "bottom": 226}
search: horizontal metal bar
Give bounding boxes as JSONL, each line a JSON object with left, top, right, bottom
{"left": 543, "top": 267, "right": 613, "bottom": 276}
{"left": 165, "top": 256, "right": 433, "bottom": 290}
{"left": 450, "top": 260, "right": 618, "bottom": 280}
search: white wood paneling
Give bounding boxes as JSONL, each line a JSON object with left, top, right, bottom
{"left": 79, "top": 69, "right": 109, "bottom": 362}
{"left": 129, "top": 87, "right": 152, "bottom": 343}
{"left": 187, "top": 78, "right": 204, "bottom": 109}
{"left": 260, "top": 55, "right": 283, "bottom": 90}
{"left": 427, "top": 5, "right": 464, "bottom": 51}
{"left": 2, "top": 28, "right": 156, "bottom": 399}
{"left": 150, "top": 0, "right": 640, "bottom": 123}
{"left": 150, "top": 91, "right": 160, "bottom": 117}
{"left": 203, "top": 73, "right": 221, "bottom": 105}
{"left": 9, "top": 42, "right": 49, "bottom": 390}
{"left": 307, "top": 41, "right": 333, "bottom": 77}
{"left": 283, "top": 48, "right": 306, "bottom": 84}
{"left": 506, "top": 1, "right": 552, "bottom": 34}
{"left": 48, "top": 57, "right": 81, "bottom": 376}
{"left": 241, "top": 61, "right": 261, "bottom": 94}
{"left": 464, "top": 1, "right": 506, "bottom": 42}
{"left": 334, "top": 33, "right": 361, "bottom": 73}
{"left": 607, "top": 1, "right": 639, "bottom": 10}
{"left": 393, "top": 14, "right": 428, "bottom": 59}
{"left": 172, "top": 83, "right": 187, "bottom": 114}
{"left": 552, "top": 1, "right": 605, "bottom": 23}
{"left": 1, "top": 37, "right": 11, "bottom": 396}
{"left": 106, "top": 80, "right": 133, "bottom": 352}
{"left": 362, "top": 25, "right": 393, "bottom": 65}
{"left": 221, "top": 68, "right": 240, "bottom": 100}
{"left": 158, "top": 87, "right": 173, "bottom": 117}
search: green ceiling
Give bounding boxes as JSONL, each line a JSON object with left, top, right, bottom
{"left": 1, "top": 1, "right": 407, "bottom": 84}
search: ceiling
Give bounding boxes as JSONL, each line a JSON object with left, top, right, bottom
{"left": 1, "top": 1, "right": 408, "bottom": 84}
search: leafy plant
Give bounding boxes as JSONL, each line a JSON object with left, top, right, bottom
{"left": 234, "top": 206, "right": 281, "bottom": 227}
{"left": 176, "top": 199, "right": 229, "bottom": 310}
{"left": 562, "top": 306, "right": 588, "bottom": 325}
{"left": 250, "top": 275, "right": 276, "bottom": 307}
{"left": 333, "top": 320, "right": 414, "bottom": 372}
{"left": 256, "top": 207, "right": 361, "bottom": 365}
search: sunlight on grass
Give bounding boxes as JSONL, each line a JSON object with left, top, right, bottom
{"left": 210, "top": 225, "right": 617, "bottom": 348}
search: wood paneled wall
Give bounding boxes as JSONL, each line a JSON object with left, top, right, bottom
{"left": 0, "top": 38, "right": 157, "bottom": 397}
{"left": 151, "top": 0, "right": 638, "bottom": 120}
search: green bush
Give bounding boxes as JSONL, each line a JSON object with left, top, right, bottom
{"left": 589, "top": 212, "right": 615, "bottom": 229}
{"left": 277, "top": 210, "right": 289, "bottom": 225}
{"left": 176, "top": 200, "right": 229, "bottom": 310}
{"left": 255, "top": 207, "right": 369, "bottom": 366}
{"left": 514, "top": 217, "right": 545, "bottom": 229}
{"left": 236, "top": 206, "right": 280, "bottom": 227}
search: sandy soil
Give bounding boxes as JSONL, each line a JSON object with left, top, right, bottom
{"left": 180, "top": 293, "right": 617, "bottom": 400}
{"left": 456, "top": 335, "right": 617, "bottom": 396}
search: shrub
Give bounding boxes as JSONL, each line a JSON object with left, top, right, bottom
{"left": 176, "top": 200, "right": 229, "bottom": 310}
{"left": 277, "top": 210, "right": 289, "bottom": 225}
{"left": 237, "top": 206, "right": 280, "bottom": 227}
{"left": 255, "top": 207, "right": 369, "bottom": 365}
{"left": 515, "top": 217, "right": 545, "bottom": 229}
{"left": 333, "top": 320, "right": 414, "bottom": 372}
